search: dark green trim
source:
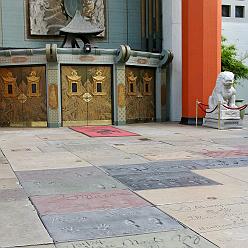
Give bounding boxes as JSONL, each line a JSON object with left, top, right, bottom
{"left": 180, "top": 117, "right": 203, "bottom": 126}
{"left": 48, "top": 122, "right": 61, "bottom": 128}
{"left": 113, "top": 120, "right": 126, "bottom": 126}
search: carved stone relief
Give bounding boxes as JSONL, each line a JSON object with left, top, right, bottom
{"left": 118, "top": 84, "right": 125, "bottom": 108}
{"left": 28, "top": 0, "right": 105, "bottom": 36}
{"left": 48, "top": 84, "right": 58, "bottom": 110}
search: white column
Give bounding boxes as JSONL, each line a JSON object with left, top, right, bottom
{"left": 162, "top": 0, "right": 182, "bottom": 121}
{"left": 0, "top": 0, "right": 2, "bottom": 47}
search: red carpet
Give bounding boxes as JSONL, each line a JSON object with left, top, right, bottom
{"left": 70, "top": 126, "right": 139, "bottom": 137}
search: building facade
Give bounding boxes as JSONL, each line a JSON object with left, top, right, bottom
{"left": 222, "top": 0, "right": 248, "bottom": 113}
{"left": 0, "top": 0, "right": 222, "bottom": 127}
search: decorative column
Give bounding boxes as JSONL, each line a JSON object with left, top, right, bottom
{"left": 113, "top": 45, "right": 131, "bottom": 125}
{"left": 114, "top": 64, "right": 126, "bottom": 125}
{"left": 181, "top": 0, "right": 222, "bottom": 124}
{"left": 46, "top": 44, "right": 61, "bottom": 128}
{"left": 155, "top": 67, "right": 162, "bottom": 122}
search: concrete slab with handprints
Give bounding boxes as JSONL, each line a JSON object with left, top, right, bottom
{"left": 42, "top": 206, "right": 182, "bottom": 242}
{"left": 102, "top": 157, "right": 248, "bottom": 176}
{"left": 16, "top": 167, "right": 126, "bottom": 196}
{"left": 112, "top": 171, "right": 220, "bottom": 191}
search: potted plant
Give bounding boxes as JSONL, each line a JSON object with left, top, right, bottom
{"left": 221, "top": 37, "right": 248, "bottom": 119}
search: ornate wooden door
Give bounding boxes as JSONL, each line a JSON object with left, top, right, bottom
{"left": 126, "top": 67, "right": 155, "bottom": 123}
{"left": 61, "top": 65, "right": 112, "bottom": 126}
{"left": 0, "top": 66, "right": 47, "bottom": 127}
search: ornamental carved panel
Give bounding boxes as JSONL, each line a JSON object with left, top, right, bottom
{"left": 28, "top": 0, "right": 105, "bottom": 36}
{"left": 48, "top": 84, "right": 58, "bottom": 110}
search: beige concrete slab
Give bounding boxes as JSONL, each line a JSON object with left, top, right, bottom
{"left": 193, "top": 169, "right": 248, "bottom": 185}
{"left": 137, "top": 184, "right": 248, "bottom": 205}
{"left": 214, "top": 167, "right": 248, "bottom": 183}
{"left": 73, "top": 151, "right": 149, "bottom": 166}
{"left": 159, "top": 197, "right": 248, "bottom": 233}
{"left": 0, "top": 200, "right": 52, "bottom": 247}
{"left": 0, "top": 178, "right": 21, "bottom": 190}
{"left": 2, "top": 146, "right": 42, "bottom": 154}
{"left": 114, "top": 144, "right": 174, "bottom": 154}
{"left": 137, "top": 169, "right": 248, "bottom": 205}
{"left": 87, "top": 155, "right": 149, "bottom": 166}
{"left": 7, "top": 152, "right": 92, "bottom": 171}
{"left": 0, "top": 165, "right": 16, "bottom": 179}
{"left": 143, "top": 151, "right": 209, "bottom": 161}
{"left": 4, "top": 151, "right": 74, "bottom": 161}
{"left": 202, "top": 226, "right": 248, "bottom": 248}
{"left": 19, "top": 245, "right": 56, "bottom": 248}
{"left": 0, "top": 137, "right": 44, "bottom": 148}
{"left": 36, "top": 133, "right": 90, "bottom": 141}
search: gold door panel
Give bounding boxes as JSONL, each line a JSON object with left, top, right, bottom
{"left": 61, "top": 65, "right": 112, "bottom": 126}
{"left": 126, "top": 67, "right": 155, "bottom": 123}
{"left": 0, "top": 66, "right": 47, "bottom": 127}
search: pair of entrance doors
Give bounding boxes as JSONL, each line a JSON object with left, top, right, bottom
{"left": 61, "top": 65, "right": 156, "bottom": 126}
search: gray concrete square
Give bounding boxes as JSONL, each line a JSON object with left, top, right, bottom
{"left": 0, "top": 188, "right": 27, "bottom": 202}
{"left": 42, "top": 206, "right": 182, "bottom": 242}
{"left": 16, "top": 167, "right": 106, "bottom": 181}
{"left": 114, "top": 171, "right": 220, "bottom": 190}
{"left": 37, "top": 145, "right": 68, "bottom": 153}
{"left": 63, "top": 143, "right": 113, "bottom": 153}
{"left": 102, "top": 157, "right": 248, "bottom": 178}
{"left": 16, "top": 167, "right": 126, "bottom": 196}
{"left": 102, "top": 161, "right": 198, "bottom": 176}
{"left": 20, "top": 177, "right": 126, "bottom": 196}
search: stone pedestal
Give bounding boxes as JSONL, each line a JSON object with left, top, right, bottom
{"left": 203, "top": 109, "right": 243, "bottom": 129}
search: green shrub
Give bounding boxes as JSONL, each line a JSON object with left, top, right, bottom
{"left": 221, "top": 37, "right": 248, "bottom": 86}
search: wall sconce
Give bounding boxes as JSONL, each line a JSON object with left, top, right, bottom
{"left": 84, "top": 43, "right": 91, "bottom": 53}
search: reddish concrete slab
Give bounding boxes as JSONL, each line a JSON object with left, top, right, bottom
{"left": 70, "top": 126, "right": 139, "bottom": 137}
{"left": 31, "top": 189, "right": 150, "bottom": 215}
{"left": 203, "top": 150, "right": 248, "bottom": 158}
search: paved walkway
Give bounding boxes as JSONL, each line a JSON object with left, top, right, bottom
{"left": 1, "top": 118, "right": 248, "bottom": 248}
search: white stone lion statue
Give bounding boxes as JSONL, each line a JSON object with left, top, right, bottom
{"left": 208, "top": 71, "right": 237, "bottom": 109}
